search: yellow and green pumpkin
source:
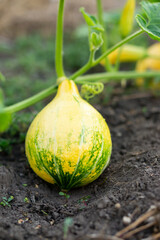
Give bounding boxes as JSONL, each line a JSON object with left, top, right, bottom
{"left": 136, "top": 43, "right": 160, "bottom": 90}
{"left": 100, "top": 44, "right": 146, "bottom": 65}
{"left": 25, "top": 79, "right": 112, "bottom": 191}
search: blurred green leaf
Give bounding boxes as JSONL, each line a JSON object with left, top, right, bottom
{"left": 7, "top": 196, "right": 14, "bottom": 202}
{"left": 90, "top": 32, "right": 103, "bottom": 51}
{"left": 0, "top": 75, "right": 12, "bottom": 133}
{"left": 0, "top": 88, "right": 4, "bottom": 108}
{"left": 80, "top": 8, "right": 104, "bottom": 32}
{"left": 80, "top": 8, "right": 98, "bottom": 27}
{"left": 63, "top": 217, "right": 73, "bottom": 239}
{"left": 0, "top": 73, "right": 5, "bottom": 82}
{"left": 0, "top": 138, "right": 12, "bottom": 153}
{"left": 147, "top": 0, "right": 160, "bottom": 2}
{"left": 136, "top": 1, "right": 160, "bottom": 41}
{"left": 0, "top": 75, "right": 5, "bottom": 110}
{"left": 59, "top": 192, "right": 65, "bottom": 196}
{"left": 0, "top": 112, "right": 12, "bottom": 133}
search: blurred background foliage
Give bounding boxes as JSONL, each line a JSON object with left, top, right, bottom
{"left": 0, "top": 10, "right": 149, "bottom": 108}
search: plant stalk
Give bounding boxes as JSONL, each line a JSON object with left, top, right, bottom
{"left": 96, "top": 0, "right": 112, "bottom": 72}
{"left": 114, "top": 46, "right": 123, "bottom": 71}
{"left": 0, "top": 84, "right": 58, "bottom": 114}
{"left": 70, "top": 29, "right": 144, "bottom": 80}
{"left": 1, "top": 69, "right": 160, "bottom": 114}
{"left": 75, "top": 71, "right": 160, "bottom": 84}
{"left": 55, "top": 0, "right": 65, "bottom": 78}
{"left": 93, "top": 30, "right": 143, "bottom": 66}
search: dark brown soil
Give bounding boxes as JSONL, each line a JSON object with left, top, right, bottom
{"left": 0, "top": 93, "right": 160, "bottom": 240}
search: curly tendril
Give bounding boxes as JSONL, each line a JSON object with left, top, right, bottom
{"left": 81, "top": 82, "right": 104, "bottom": 101}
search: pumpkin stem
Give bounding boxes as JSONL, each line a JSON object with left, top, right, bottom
{"left": 56, "top": 80, "right": 80, "bottom": 97}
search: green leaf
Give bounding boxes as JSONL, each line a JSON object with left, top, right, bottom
{"left": 0, "top": 201, "right": 5, "bottom": 206}
{"left": 63, "top": 217, "right": 73, "bottom": 238}
{"left": 90, "top": 32, "right": 103, "bottom": 51}
{"left": 0, "top": 88, "right": 4, "bottom": 109}
{"left": 22, "top": 184, "right": 28, "bottom": 187}
{"left": 66, "top": 194, "right": 70, "bottom": 199}
{"left": 2, "top": 197, "right": 7, "bottom": 201}
{"left": 8, "top": 196, "right": 14, "bottom": 202}
{"left": 92, "top": 25, "right": 104, "bottom": 32}
{"left": 0, "top": 112, "right": 12, "bottom": 133}
{"left": 136, "top": 1, "right": 160, "bottom": 41}
{"left": 148, "top": 0, "right": 160, "bottom": 2}
{"left": 0, "top": 73, "right": 5, "bottom": 82}
{"left": 80, "top": 8, "right": 97, "bottom": 27}
{"left": 80, "top": 8, "right": 104, "bottom": 32}
{"left": 24, "top": 197, "right": 29, "bottom": 203}
{"left": 89, "top": 16, "right": 98, "bottom": 25}
{"left": 0, "top": 88, "right": 12, "bottom": 133}
{"left": 59, "top": 191, "right": 65, "bottom": 196}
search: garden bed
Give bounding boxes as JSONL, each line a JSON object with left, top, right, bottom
{"left": 0, "top": 93, "right": 160, "bottom": 240}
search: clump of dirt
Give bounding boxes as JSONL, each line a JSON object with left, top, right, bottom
{"left": 0, "top": 0, "right": 125, "bottom": 37}
{"left": 0, "top": 93, "right": 160, "bottom": 240}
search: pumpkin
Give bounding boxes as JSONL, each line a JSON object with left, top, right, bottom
{"left": 25, "top": 79, "right": 112, "bottom": 191}
{"left": 100, "top": 44, "right": 146, "bottom": 65}
{"left": 136, "top": 43, "right": 160, "bottom": 90}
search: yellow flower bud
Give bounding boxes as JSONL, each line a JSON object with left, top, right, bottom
{"left": 120, "top": 0, "right": 136, "bottom": 38}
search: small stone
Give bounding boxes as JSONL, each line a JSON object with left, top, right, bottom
{"left": 30, "top": 195, "right": 36, "bottom": 203}
{"left": 35, "top": 224, "right": 41, "bottom": 230}
{"left": 97, "top": 197, "right": 110, "bottom": 209}
{"left": 19, "top": 173, "right": 24, "bottom": 177}
{"left": 149, "top": 205, "right": 156, "bottom": 210}
{"left": 50, "top": 219, "right": 55, "bottom": 225}
{"left": 123, "top": 216, "right": 131, "bottom": 225}
{"left": 115, "top": 203, "right": 121, "bottom": 209}
{"left": 117, "top": 132, "right": 122, "bottom": 137}
{"left": 18, "top": 219, "right": 25, "bottom": 224}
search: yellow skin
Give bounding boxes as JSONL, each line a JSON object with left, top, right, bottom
{"left": 101, "top": 44, "right": 146, "bottom": 65}
{"left": 136, "top": 43, "right": 160, "bottom": 90}
{"left": 101, "top": 43, "right": 160, "bottom": 90}
{"left": 120, "top": 0, "right": 136, "bottom": 37}
{"left": 25, "top": 80, "right": 112, "bottom": 190}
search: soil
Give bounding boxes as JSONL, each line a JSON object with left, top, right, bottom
{"left": 0, "top": 93, "right": 160, "bottom": 240}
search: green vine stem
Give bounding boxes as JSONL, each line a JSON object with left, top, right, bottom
{"left": 1, "top": 70, "right": 160, "bottom": 114}
{"left": 55, "top": 0, "right": 66, "bottom": 78}
{"left": 76, "top": 71, "right": 160, "bottom": 84}
{"left": 69, "top": 29, "right": 144, "bottom": 80}
{"left": 1, "top": 84, "right": 58, "bottom": 114}
{"left": 88, "top": 50, "right": 96, "bottom": 65}
{"left": 96, "top": 0, "right": 112, "bottom": 72}
{"left": 114, "top": 46, "right": 123, "bottom": 71}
